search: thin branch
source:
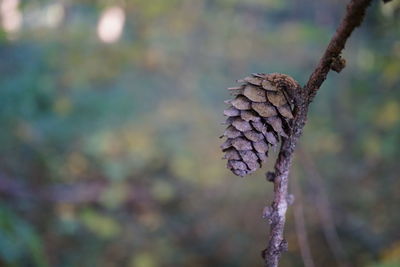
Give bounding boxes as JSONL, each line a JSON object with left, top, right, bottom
{"left": 262, "top": 0, "right": 373, "bottom": 266}
{"left": 0, "top": 173, "right": 151, "bottom": 205}
{"left": 292, "top": 171, "right": 315, "bottom": 267}
{"left": 306, "top": 0, "right": 372, "bottom": 101}
{"left": 298, "top": 148, "right": 349, "bottom": 267}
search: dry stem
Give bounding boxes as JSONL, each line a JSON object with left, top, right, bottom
{"left": 262, "top": 0, "right": 373, "bottom": 266}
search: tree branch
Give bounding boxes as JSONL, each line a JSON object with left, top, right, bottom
{"left": 262, "top": 0, "right": 373, "bottom": 266}
{"left": 298, "top": 148, "right": 349, "bottom": 267}
{"left": 291, "top": 170, "right": 315, "bottom": 267}
{"left": 306, "top": 0, "right": 372, "bottom": 101}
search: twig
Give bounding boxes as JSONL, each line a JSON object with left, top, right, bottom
{"left": 292, "top": 170, "right": 315, "bottom": 267}
{"left": 298, "top": 148, "right": 349, "bottom": 267}
{"left": 0, "top": 173, "right": 151, "bottom": 205}
{"left": 262, "top": 0, "right": 373, "bottom": 266}
{"left": 306, "top": 0, "right": 373, "bottom": 101}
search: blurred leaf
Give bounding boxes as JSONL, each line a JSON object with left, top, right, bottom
{"left": 374, "top": 101, "right": 400, "bottom": 130}
{"left": 130, "top": 252, "right": 156, "bottom": 267}
{"left": 0, "top": 205, "right": 48, "bottom": 267}
{"left": 80, "top": 210, "right": 121, "bottom": 239}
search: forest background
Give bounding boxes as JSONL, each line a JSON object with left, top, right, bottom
{"left": 0, "top": 0, "right": 399, "bottom": 266}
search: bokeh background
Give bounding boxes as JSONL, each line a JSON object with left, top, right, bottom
{"left": 0, "top": 0, "right": 399, "bottom": 266}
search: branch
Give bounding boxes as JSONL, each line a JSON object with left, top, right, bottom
{"left": 0, "top": 173, "right": 152, "bottom": 205}
{"left": 292, "top": 170, "right": 315, "bottom": 267}
{"left": 306, "top": 0, "right": 372, "bottom": 101}
{"left": 298, "top": 148, "right": 349, "bottom": 267}
{"left": 262, "top": 0, "right": 373, "bottom": 266}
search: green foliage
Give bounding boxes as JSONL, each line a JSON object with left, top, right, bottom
{"left": 0, "top": 205, "right": 48, "bottom": 267}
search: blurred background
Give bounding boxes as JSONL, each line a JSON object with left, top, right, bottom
{"left": 0, "top": 0, "right": 399, "bottom": 266}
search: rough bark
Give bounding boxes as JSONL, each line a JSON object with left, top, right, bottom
{"left": 262, "top": 0, "right": 373, "bottom": 266}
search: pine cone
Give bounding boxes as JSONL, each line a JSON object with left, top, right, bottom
{"left": 220, "top": 73, "right": 300, "bottom": 177}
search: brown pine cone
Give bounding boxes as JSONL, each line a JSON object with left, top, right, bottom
{"left": 220, "top": 73, "right": 300, "bottom": 177}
